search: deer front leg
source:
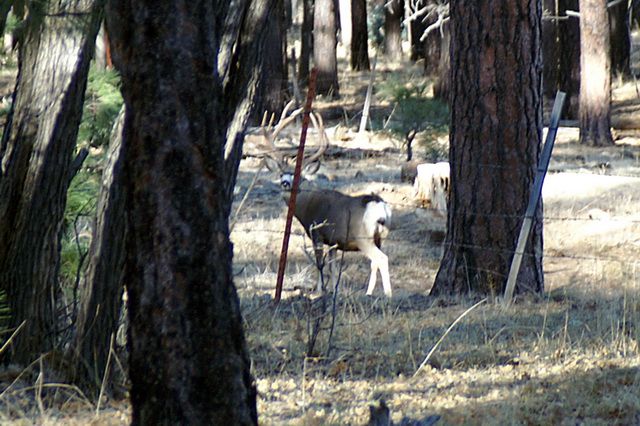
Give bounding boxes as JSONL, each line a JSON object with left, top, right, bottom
{"left": 359, "top": 241, "right": 392, "bottom": 297}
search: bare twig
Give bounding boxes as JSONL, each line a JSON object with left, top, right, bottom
{"left": 230, "top": 164, "right": 264, "bottom": 232}
{"left": 0, "top": 321, "right": 26, "bottom": 355}
{"left": 413, "top": 298, "right": 487, "bottom": 377}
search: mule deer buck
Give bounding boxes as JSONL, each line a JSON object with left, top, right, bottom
{"left": 260, "top": 101, "right": 393, "bottom": 297}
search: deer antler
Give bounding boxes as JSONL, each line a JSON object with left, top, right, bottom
{"left": 259, "top": 100, "right": 329, "bottom": 172}
{"left": 304, "top": 112, "right": 329, "bottom": 166}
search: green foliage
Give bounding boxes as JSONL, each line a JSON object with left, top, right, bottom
{"left": 78, "top": 66, "right": 123, "bottom": 149}
{"left": 375, "top": 76, "right": 449, "bottom": 160}
{"left": 60, "top": 66, "right": 121, "bottom": 288}
{"left": 60, "top": 168, "right": 98, "bottom": 287}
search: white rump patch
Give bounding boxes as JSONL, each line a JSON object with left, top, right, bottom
{"left": 363, "top": 201, "right": 392, "bottom": 237}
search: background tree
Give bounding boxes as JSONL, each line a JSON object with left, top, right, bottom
{"left": 432, "top": 21, "right": 450, "bottom": 100}
{"left": 105, "top": 0, "right": 275, "bottom": 422}
{"left": 431, "top": 0, "right": 544, "bottom": 296}
{"left": 542, "top": 0, "right": 580, "bottom": 119}
{"left": 609, "top": 0, "right": 630, "bottom": 75}
{"left": 409, "top": 15, "right": 426, "bottom": 62}
{"left": 350, "top": 0, "right": 370, "bottom": 70}
{"left": 0, "top": 0, "right": 103, "bottom": 365}
{"left": 299, "top": 0, "right": 314, "bottom": 83}
{"left": 70, "top": 108, "right": 126, "bottom": 396}
{"left": 384, "top": 0, "right": 404, "bottom": 61}
{"left": 339, "top": 0, "right": 352, "bottom": 49}
{"left": 579, "top": 0, "right": 614, "bottom": 146}
{"left": 314, "top": 0, "right": 340, "bottom": 97}
{"left": 254, "top": 0, "right": 288, "bottom": 116}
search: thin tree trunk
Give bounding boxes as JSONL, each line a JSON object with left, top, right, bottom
{"left": 0, "top": 0, "right": 104, "bottom": 365}
{"left": 70, "top": 108, "right": 126, "bottom": 395}
{"left": 384, "top": 0, "right": 403, "bottom": 61}
{"left": 314, "top": 0, "right": 340, "bottom": 97}
{"left": 410, "top": 14, "right": 425, "bottom": 62}
{"left": 254, "top": 0, "right": 288, "bottom": 117}
{"left": 339, "top": 0, "right": 352, "bottom": 48}
{"left": 609, "top": 0, "right": 630, "bottom": 75}
{"left": 432, "top": 21, "right": 450, "bottom": 101}
{"left": 559, "top": 0, "right": 580, "bottom": 119}
{"left": 350, "top": 0, "right": 370, "bottom": 71}
{"left": 542, "top": 0, "right": 560, "bottom": 99}
{"left": 421, "top": 2, "right": 441, "bottom": 76}
{"left": 432, "top": 0, "right": 544, "bottom": 296}
{"left": 579, "top": 0, "right": 614, "bottom": 146}
{"left": 299, "top": 0, "right": 314, "bottom": 83}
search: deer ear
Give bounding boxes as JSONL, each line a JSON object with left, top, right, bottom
{"left": 302, "top": 159, "right": 321, "bottom": 175}
{"left": 263, "top": 157, "right": 282, "bottom": 173}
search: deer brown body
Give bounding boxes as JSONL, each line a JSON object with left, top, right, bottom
{"left": 260, "top": 101, "right": 393, "bottom": 296}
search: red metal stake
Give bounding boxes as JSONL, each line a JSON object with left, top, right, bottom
{"left": 274, "top": 68, "right": 318, "bottom": 304}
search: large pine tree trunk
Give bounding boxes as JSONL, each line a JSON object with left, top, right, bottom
{"left": 384, "top": 0, "right": 403, "bottom": 61}
{"left": 350, "top": 0, "right": 370, "bottom": 71}
{"left": 105, "top": 0, "right": 273, "bottom": 422}
{"left": 579, "top": 0, "right": 614, "bottom": 147}
{"left": 70, "top": 108, "right": 126, "bottom": 395}
{"left": 431, "top": 0, "right": 544, "bottom": 296}
{"left": 314, "top": 0, "right": 340, "bottom": 97}
{"left": 0, "top": 0, "right": 103, "bottom": 365}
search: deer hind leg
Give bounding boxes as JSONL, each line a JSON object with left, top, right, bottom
{"left": 327, "top": 246, "right": 340, "bottom": 291}
{"left": 358, "top": 240, "right": 392, "bottom": 297}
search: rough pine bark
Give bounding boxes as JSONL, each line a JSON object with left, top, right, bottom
{"left": 70, "top": 108, "right": 126, "bottom": 395}
{"left": 579, "top": 0, "right": 614, "bottom": 146}
{"left": 105, "top": 0, "right": 274, "bottom": 423}
{"left": 384, "top": 0, "right": 403, "bottom": 61}
{"left": 314, "top": 0, "right": 340, "bottom": 97}
{"left": 0, "top": 0, "right": 104, "bottom": 365}
{"left": 350, "top": 0, "right": 370, "bottom": 71}
{"left": 431, "top": 0, "right": 544, "bottom": 296}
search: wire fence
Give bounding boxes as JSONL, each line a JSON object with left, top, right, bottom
{"left": 230, "top": 212, "right": 640, "bottom": 269}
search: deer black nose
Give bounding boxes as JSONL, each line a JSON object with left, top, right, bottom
{"left": 377, "top": 218, "right": 386, "bottom": 226}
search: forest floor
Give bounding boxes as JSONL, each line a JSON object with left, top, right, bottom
{"left": 230, "top": 74, "right": 640, "bottom": 425}
{"left": 1, "top": 34, "right": 640, "bottom": 426}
